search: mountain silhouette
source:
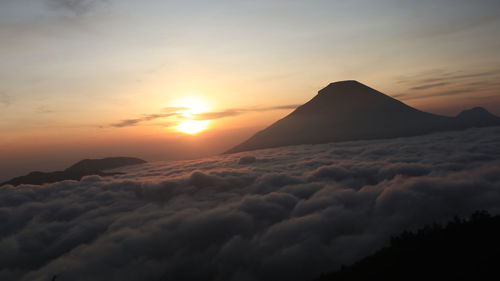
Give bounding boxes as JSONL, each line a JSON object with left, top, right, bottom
{"left": 64, "top": 157, "right": 146, "bottom": 174}
{"left": 226, "top": 81, "right": 500, "bottom": 153}
{"left": 456, "top": 106, "right": 500, "bottom": 127}
{"left": 1, "top": 157, "right": 146, "bottom": 187}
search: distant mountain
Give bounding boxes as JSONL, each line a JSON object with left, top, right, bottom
{"left": 456, "top": 106, "right": 500, "bottom": 127}
{"left": 226, "top": 81, "right": 500, "bottom": 153}
{"left": 65, "top": 157, "right": 147, "bottom": 174}
{"left": 1, "top": 157, "right": 146, "bottom": 187}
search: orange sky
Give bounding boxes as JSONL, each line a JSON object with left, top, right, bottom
{"left": 1, "top": 0, "right": 500, "bottom": 181}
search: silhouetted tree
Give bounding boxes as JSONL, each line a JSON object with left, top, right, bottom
{"left": 313, "top": 210, "right": 500, "bottom": 281}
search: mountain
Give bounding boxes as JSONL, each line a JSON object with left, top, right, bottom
{"left": 226, "top": 80, "right": 500, "bottom": 153}
{"left": 1, "top": 157, "right": 146, "bottom": 187}
{"left": 456, "top": 107, "right": 500, "bottom": 127}
{"left": 65, "top": 157, "right": 147, "bottom": 174}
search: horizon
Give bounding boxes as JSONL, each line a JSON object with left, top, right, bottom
{"left": 3, "top": 78, "right": 499, "bottom": 182}
{"left": 3, "top": 78, "right": 500, "bottom": 181}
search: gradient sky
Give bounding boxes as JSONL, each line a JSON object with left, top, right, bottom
{"left": 1, "top": 0, "right": 500, "bottom": 181}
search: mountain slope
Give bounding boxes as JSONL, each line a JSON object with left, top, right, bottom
{"left": 226, "top": 81, "right": 500, "bottom": 153}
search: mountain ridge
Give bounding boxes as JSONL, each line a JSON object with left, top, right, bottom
{"left": 226, "top": 80, "right": 500, "bottom": 154}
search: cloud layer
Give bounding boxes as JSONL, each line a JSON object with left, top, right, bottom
{"left": 1, "top": 127, "right": 500, "bottom": 281}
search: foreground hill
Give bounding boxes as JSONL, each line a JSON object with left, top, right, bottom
{"left": 313, "top": 211, "right": 500, "bottom": 281}
{"left": 227, "top": 80, "right": 500, "bottom": 153}
{"left": 1, "top": 157, "right": 146, "bottom": 186}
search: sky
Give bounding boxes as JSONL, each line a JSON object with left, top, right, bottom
{"left": 1, "top": 0, "right": 500, "bottom": 181}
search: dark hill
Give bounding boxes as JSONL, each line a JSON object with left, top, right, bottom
{"left": 456, "top": 106, "right": 500, "bottom": 127}
{"left": 313, "top": 211, "right": 500, "bottom": 281}
{"left": 226, "top": 81, "right": 500, "bottom": 153}
{"left": 65, "top": 157, "right": 146, "bottom": 173}
{"left": 1, "top": 157, "right": 146, "bottom": 187}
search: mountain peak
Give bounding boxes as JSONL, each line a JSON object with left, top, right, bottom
{"left": 297, "top": 80, "right": 406, "bottom": 116}
{"left": 314, "top": 80, "right": 391, "bottom": 104}
{"left": 457, "top": 107, "right": 489, "bottom": 116}
{"left": 319, "top": 80, "right": 370, "bottom": 94}
{"left": 456, "top": 107, "right": 500, "bottom": 127}
{"left": 324, "top": 80, "right": 363, "bottom": 87}
{"left": 226, "top": 81, "right": 500, "bottom": 154}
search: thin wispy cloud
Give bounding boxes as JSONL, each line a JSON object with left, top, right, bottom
{"left": 110, "top": 105, "right": 299, "bottom": 128}
{"left": 0, "top": 93, "right": 12, "bottom": 107}
{"left": 410, "top": 82, "right": 450, "bottom": 91}
{"left": 44, "top": 0, "right": 108, "bottom": 15}
{"left": 418, "top": 13, "right": 500, "bottom": 39}
{"left": 419, "top": 70, "right": 500, "bottom": 84}
{"left": 192, "top": 105, "right": 299, "bottom": 121}
{"left": 36, "top": 105, "right": 55, "bottom": 114}
{"left": 393, "top": 2, "right": 500, "bottom": 42}
{"left": 405, "top": 89, "right": 475, "bottom": 100}
{"left": 111, "top": 113, "right": 178, "bottom": 128}
{"left": 191, "top": 110, "right": 241, "bottom": 120}
{"left": 395, "top": 68, "right": 500, "bottom": 101}
{"left": 399, "top": 69, "right": 500, "bottom": 86}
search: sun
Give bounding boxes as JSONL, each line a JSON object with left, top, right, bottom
{"left": 176, "top": 120, "right": 210, "bottom": 134}
{"left": 173, "top": 97, "right": 211, "bottom": 135}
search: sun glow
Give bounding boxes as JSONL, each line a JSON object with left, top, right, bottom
{"left": 176, "top": 120, "right": 210, "bottom": 134}
{"left": 173, "top": 97, "right": 211, "bottom": 135}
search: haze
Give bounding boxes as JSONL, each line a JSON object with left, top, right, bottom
{"left": 1, "top": 0, "right": 500, "bottom": 181}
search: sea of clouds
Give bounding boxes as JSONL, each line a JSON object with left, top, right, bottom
{"left": 1, "top": 127, "right": 500, "bottom": 281}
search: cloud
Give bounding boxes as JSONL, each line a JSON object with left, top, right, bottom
{"left": 410, "top": 82, "right": 450, "bottom": 90}
{"left": 0, "top": 93, "right": 12, "bottom": 107}
{"left": 44, "top": 0, "right": 108, "bottom": 15}
{"left": 110, "top": 104, "right": 299, "bottom": 128}
{"left": 192, "top": 109, "right": 241, "bottom": 120}
{"left": 399, "top": 69, "right": 500, "bottom": 87}
{"left": 393, "top": 3, "right": 500, "bottom": 42}
{"left": 396, "top": 88, "right": 474, "bottom": 100}
{"left": 1, "top": 127, "right": 500, "bottom": 281}
{"left": 419, "top": 70, "right": 500, "bottom": 85}
{"left": 395, "top": 68, "right": 500, "bottom": 101}
{"left": 111, "top": 113, "right": 177, "bottom": 128}
{"left": 35, "top": 105, "right": 55, "bottom": 114}
{"left": 192, "top": 105, "right": 299, "bottom": 121}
